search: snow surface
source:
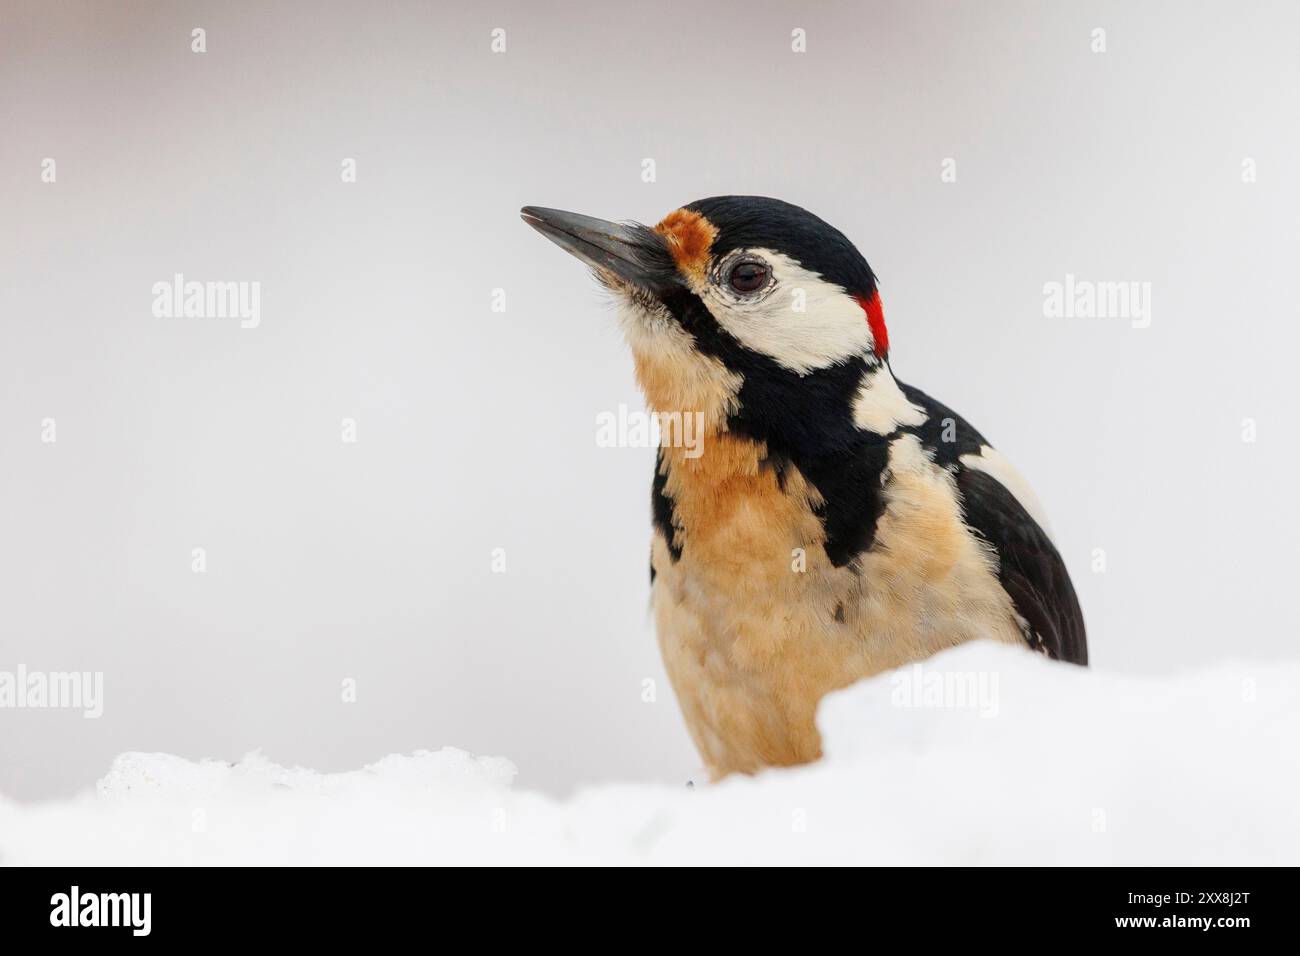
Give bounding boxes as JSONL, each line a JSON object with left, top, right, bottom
{"left": 2, "top": 642, "right": 1296, "bottom": 865}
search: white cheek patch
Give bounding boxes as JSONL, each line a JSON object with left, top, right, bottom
{"left": 697, "top": 250, "right": 873, "bottom": 374}
{"left": 959, "top": 445, "right": 1056, "bottom": 541}
{"left": 852, "top": 366, "right": 927, "bottom": 434}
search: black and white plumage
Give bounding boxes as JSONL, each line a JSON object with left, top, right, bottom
{"left": 904, "top": 386, "right": 1087, "bottom": 664}
{"left": 523, "top": 196, "right": 1086, "bottom": 777}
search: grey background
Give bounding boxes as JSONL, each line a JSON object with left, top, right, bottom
{"left": 2, "top": 0, "right": 1297, "bottom": 801}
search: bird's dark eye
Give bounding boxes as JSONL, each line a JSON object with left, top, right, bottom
{"left": 727, "top": 259, "right": 769, "bottom": 294}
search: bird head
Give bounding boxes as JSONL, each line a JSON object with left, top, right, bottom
{"left": 522, "top": 196, "right": 889, "bottom": 456}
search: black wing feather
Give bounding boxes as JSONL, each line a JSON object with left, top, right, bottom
{"left": 897, "top": 383, "right": 1086, "bottom": 664}
{"left": 956, "top": 467, "right": 1088, "bottom": 664}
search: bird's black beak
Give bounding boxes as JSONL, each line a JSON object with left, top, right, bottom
{"left": 521, "top": 206, "right": 680, "bottom": 295}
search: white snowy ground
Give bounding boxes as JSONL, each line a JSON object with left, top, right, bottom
{"left": 2, "top": 642, "right": 1296, "bottom": 865}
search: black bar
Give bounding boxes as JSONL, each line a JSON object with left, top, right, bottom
{"left": 0, "top": 866, "right": 1286, "bottom": 942}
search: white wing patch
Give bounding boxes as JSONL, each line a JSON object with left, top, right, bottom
{"left": 852, "top": 366, "right": 928, "bottom": 435}
{"left": 959, "top": 445, "right": 1055, "bottom": 541}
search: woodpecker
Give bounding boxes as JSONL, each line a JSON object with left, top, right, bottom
{"left": 522, "top": 197, "right": 1086, "bottom": 778}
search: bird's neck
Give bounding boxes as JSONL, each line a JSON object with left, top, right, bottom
{"left": 638, "top": 351, "right": 912, "bottom": 473}
{"left": 650, "top": 357, "right": 903, "bottom": 567}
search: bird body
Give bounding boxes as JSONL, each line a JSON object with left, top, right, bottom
{"left": 523, "top": 196, "right": 1086, "bottom": 778}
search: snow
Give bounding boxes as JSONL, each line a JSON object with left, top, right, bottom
{"left": 3, "top": 642, "right": 1297, "bottom": 865}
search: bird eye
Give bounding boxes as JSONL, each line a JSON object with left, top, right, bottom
{"left": 727, "top": 258, "right": 770, "bottom": 294}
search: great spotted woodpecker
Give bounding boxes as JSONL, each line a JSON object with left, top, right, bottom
{"left": 523, "top": 196, "right": 1086, "bottom": 778}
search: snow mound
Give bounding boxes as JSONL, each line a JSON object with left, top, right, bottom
{"left": 2, "top": 642, "right": 1296, "bottom": 865}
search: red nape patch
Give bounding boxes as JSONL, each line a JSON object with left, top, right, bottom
{"left": 856, "top": 291, "right": 889, "bottom": 357}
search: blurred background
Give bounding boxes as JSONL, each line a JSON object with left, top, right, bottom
{"left": 2, "top": 0, "right": 1297, "bottom": 801}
